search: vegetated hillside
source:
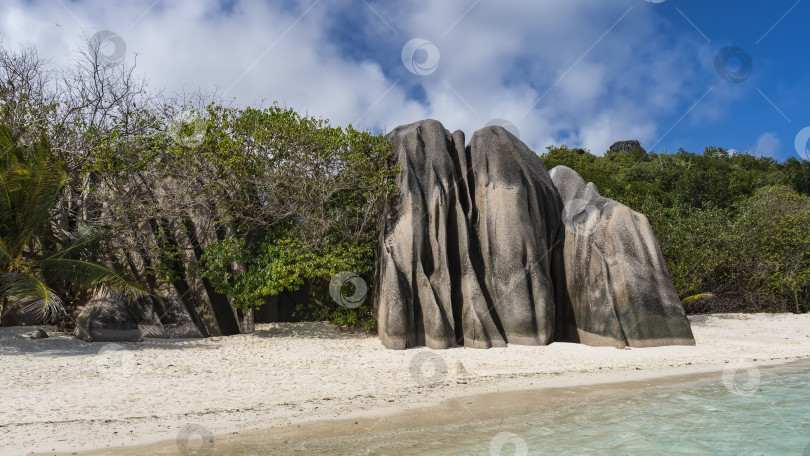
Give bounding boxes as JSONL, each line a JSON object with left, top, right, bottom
{"left": 540, "top": 144, "right": 810, "bottom": 314}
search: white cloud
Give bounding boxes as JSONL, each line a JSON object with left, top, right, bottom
{"left": 753, "top": 131, "right": 781, "bottom": 157}
{"left": 0, "top": 0, "right": 718, "bottom": 154}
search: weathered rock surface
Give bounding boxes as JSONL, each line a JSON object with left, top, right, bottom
{"left": 73, "top": 289, "right": 203, "bottom": 342}
{"left": 609, "top": 139, "right": 646, "bottom": 154}
{"left": 27, "top": 328, "right": 49, "bottom": 339}
{"left": 374, "top": 120, "right": 694, "bottom": 350}
{"left": 0, "top": 302, "right": 46, "bottom": 326}
{"left": 550, "top": 165, "right": 695, "bottom": 348}
{"left": 374, "top": 119, "right": 566, "bottom": 349}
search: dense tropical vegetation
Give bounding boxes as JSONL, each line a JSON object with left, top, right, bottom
{"left": 0, "top": 123, "right": 143, "bottom": 325}
{"left": 0, "top": 39, "right": 807, "bottom": 333}
{"left": 0, "top": 40, "right": 395, "bottom": 332}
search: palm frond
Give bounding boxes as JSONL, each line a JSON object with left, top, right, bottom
{"left": 37, "top": 258, "right": 148, "bottom": 297}
{"left": 0, "top": 238, "right": 11, "bottom": 264}
{"left": 12, "top": 163, "right": 67, "bottom": 250}
{"left": 0, "top": 126, "right": 67, "bottom": 256}
{"left": 43, "top": 225, "right": 107, "bottom": 260}
{"left": 0, "top": 272, "right": 65, "bottom": 322}
{"left": 0, "top": 165, "right": 17, "bottom": 232}
{"left": 0, "top": 124, "right": 14, "bottom": 156}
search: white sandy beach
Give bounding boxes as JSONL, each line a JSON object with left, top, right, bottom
{"left": 2, "top": 313, "right": 810, "bottom": 455}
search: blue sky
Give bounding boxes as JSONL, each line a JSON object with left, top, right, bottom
{"left": 1, "top": 0, "right": 808, "bottom": 162}
{"left": 647, "top": 0, "right": 809, "bottom": 161}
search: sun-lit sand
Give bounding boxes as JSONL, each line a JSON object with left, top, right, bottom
{"left": 2, "top": 313, "right": 810, "bottom": 455}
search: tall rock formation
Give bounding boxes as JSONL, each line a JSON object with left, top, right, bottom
{"left": 374, "top": 120, "right": 695, "bottom": 350}
{"left": 550, "top": 165, "right": 694, "bottom": 348}
{"left": 374, "top": 119, "right": 566, "bottom": 349}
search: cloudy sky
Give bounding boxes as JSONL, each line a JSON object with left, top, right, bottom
{"left": 1, "top": 0, "right": 808, "bottom": 161}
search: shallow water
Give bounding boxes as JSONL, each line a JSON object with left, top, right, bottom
{"left": 429, "top": 365, "right": 810, "bottom": 456}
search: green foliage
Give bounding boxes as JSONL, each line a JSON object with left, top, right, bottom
{"left": 0, "top": 123, "right": 145, "bottom": 323}
{"left": 201, "top": 236, "right": 372, "bottom": 307}
{"left": 727, "top": 186, "right": 810, "bottom": 312}
{"left": 188, "top": 105, "right": 395, "bottom": 329}
{"left": 540, "top": 144, "right": 810, "bottom": 313}
{"left": 657, "top": 204, "right": 731, "bottom": 302}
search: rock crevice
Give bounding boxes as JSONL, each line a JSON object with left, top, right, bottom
{"left": 375, "top": 120, "right": 694, "bottom": 350}
{"left": 374, "top": 120, "right": 566, "bottom": 349}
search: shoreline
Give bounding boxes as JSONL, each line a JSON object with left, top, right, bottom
{"left": 3, "top": 313, "right": 810, "bottom": 455}
{"left": 48, "top": 358, "right": 810, "bottom": 456}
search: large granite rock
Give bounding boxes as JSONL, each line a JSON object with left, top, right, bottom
{"left": 550, "top": 165, "right": 695, "bottom": 348}
{"left": 374, "top": 119, "right": 566, "bottom": 349}
{"left": 374, "top": 120, "right": 694, "bottom": 350}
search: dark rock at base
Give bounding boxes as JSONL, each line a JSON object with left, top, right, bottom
{"left": 1, "top": 302, "right": 47, "bottom": 326}
{"left": 138, "top": 324, "right": 169, "bottom": 339}
{"left": 73, "top": 290, "right": 203, "bottom": 342}
{"left": 374, "top": 119, "right": 565, "bottom": 349}
{"left": 549, "top": 165, "right": 695, "bottom": 348}
{"left": 73, "top": 290, "right": 142, "bottom": 342}
{"left": 28, "top": 328, "right": 48, "bottom": 339}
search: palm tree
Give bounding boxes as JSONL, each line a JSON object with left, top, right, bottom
{"left": 0, "top": 123, "right": 143, "bottom": 325}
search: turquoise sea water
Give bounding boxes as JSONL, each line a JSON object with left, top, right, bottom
{"left": 430, "top": 365, "right": 810, "bottom": 456}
